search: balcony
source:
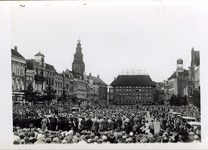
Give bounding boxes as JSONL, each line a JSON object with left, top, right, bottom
{"left": 35, "top": 74, "right": 46, "bottom": 81}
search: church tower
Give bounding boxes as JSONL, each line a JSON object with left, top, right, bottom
{"left": 72, "top": 39, "right": 85, "bottom": 79}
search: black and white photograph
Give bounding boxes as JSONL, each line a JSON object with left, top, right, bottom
{"left": 1, "top": 0, "right": 208, "bottom": 149}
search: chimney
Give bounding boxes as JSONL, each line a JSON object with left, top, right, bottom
{"left": 114, "top": 77, "right": 116, "bottom": 80}
{"left": 14, "top": 46, "right": 17, "bottom": 51}
{"left": 97, "top": 75, "right": 99, "bottom": 78}
{"left": 89, "top": 73, "right": 91, "bottom": 77}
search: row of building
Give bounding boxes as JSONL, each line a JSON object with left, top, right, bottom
{"left": 164, "top": 48, "right": 200, "bottom": 103}
{"left": 11, "top": 40, "right": 108, "bottom": 106}
{"left": 108, "top": 47, "right": 200, "bottom": 105}
{"left": 12, "top": 41, "right": 200, "bottom": 106}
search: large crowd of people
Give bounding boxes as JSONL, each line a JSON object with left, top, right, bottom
{"left": 13, "top": 104, "right": 201, "bottom": 144}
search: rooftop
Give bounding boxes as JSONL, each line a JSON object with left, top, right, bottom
{"left": 11, "top": 49, "right": 25, "bottom": 60}
{"left": 35, "top": 51, "right": 45, "bottom": 57}
{"left": 110, "top": 75, "right": 155, "bottom": 86}
{"left": 90, "top": 76, "right": 108, "bottom": 86}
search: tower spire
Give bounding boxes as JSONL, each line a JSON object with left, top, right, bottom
{"left": 78, "top": 37, "right": 81, "bottom": 43}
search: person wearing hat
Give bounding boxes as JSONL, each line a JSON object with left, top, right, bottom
{"left": 124, "top": 118, "right": 131, "bottom": 135}
{"left": 102, "top": 117, "right": 109, "bottom": 132}
{"left": 155, "top": 132, "right": 163, "bottom": 143}
{"left": 45, "top": 137, "right": 52, "bottom": 144}
{"left": 108, "top": 118, "right": 115, "bottom": 131}
{"left": 28, "top": 131, "right": 37, "bottom": 144}
{"left": 161, "top": 134, "right": 169, "bottom": 143}
{"left": 149, "top": 120, "right": 154, "bottom": 134}
{"left": 192, "top": 135, "right": 200, "bottom": 143}
{"left": 41, "top": 116, "right": 48, "bottom": 131}
{"left": 49, "top": 115, "right": 57, "bottom": 131}
{"left": 115, "top": 116, "right": 122, "bottom": 132}
{"left": 80, "top": 117, "right": 86, "bottom": 131}
{"left": 65, "top": 134, "right": 73, "bottom": 144}
{"left": 13, "top": 132, "right": 21, "bottom": 145}
{"left": 78, "top": 135, "right": 87, "bottom": 144}
{"left": 52, "top": 137, "right": 60, "bottom": 144}
{"left": 34, "top": 135, "right": 46, "bottom": 144}
{"left": 108, "top": 131, "right": 116, "bottom": 143}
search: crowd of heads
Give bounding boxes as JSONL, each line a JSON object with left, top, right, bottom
{"left": 13, "top": 104, "right": 201, "bottom": 144}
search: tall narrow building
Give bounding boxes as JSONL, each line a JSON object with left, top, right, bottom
{"left": 72, "top": 39, "right": 85, "bottom": 79}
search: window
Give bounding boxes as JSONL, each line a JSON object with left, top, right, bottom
{"left": 12, "top": 63, "right": 15, "bottom": 74}
{"left": 30, "top": 77, "right": 33, "bottom": 81}
{"left": 26, "top": 76, "right": 29, "bottom": 80}
{"left": 17, "top": 65, "right": 19, "bottom": 76}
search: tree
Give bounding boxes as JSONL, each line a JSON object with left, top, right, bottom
{"left": 180, "top": 95, "right": 188, "bottom": 106}
{"left": 24, "top": 83, "right": 38, "bottom": 105}
{"left": 71, "top": 94, "right": 78, "bottom": 105}
{"left": 169, "top": 94, "right": 177, "bottom": 106}
{"left": 169, "top": 94, "right": 188, "bottom": 106}
{"left": 192, "top": 89, "right": 200, "bottom": 110}
{"left": 43, "top": 84, "right": 56, "bottom": 108}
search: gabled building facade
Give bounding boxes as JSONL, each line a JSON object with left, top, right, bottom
{"left": 45, "top": 63, "right": 56, "bottom": 89}
{"left": 54, "top": 72, "right": 64, "bottom": 97}
{"left": 89, "top": 74, "right": 108, "bottom": 106}
{"left": 62, "top": 69, "right": 75, "bottom": 99}
{"left": 168, "top": 58, "right": 189, "bottom": 98}
{"left": 26, "top": 52, "right": 47, "bottom": 94}
{"left": 11, "top": 46, "right": 26, "bottom": 104}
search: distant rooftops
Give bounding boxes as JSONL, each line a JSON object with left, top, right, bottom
{"left": 89, "top": 76, "right": 108, "bottom": 86}
{"left": 110, "top": 75, "right": 155, "bottom": 86}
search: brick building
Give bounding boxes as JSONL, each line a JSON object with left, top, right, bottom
{"left": 110, "top": 75, "right": 155, "bottom": 105}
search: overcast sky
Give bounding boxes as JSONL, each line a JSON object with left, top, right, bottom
{"left": 10, "top": 1, "right": 208, "bottom": 85}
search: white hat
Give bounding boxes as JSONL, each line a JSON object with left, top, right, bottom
{"left": 129, "top": 132, "right": 133, "bottom": 136}
{"left": 66, "top": 130, "right": 74, "bottom": 136}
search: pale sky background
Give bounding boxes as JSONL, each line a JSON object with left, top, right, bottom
{"left": 10, "top": 1, "right": 208, "bottom": 85}
{"left": 1, "top": 1, "right": 208, "bottom": 147}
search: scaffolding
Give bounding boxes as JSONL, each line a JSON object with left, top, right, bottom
{"left": 119, "top": 69, "right": 149, "bottom": 75}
